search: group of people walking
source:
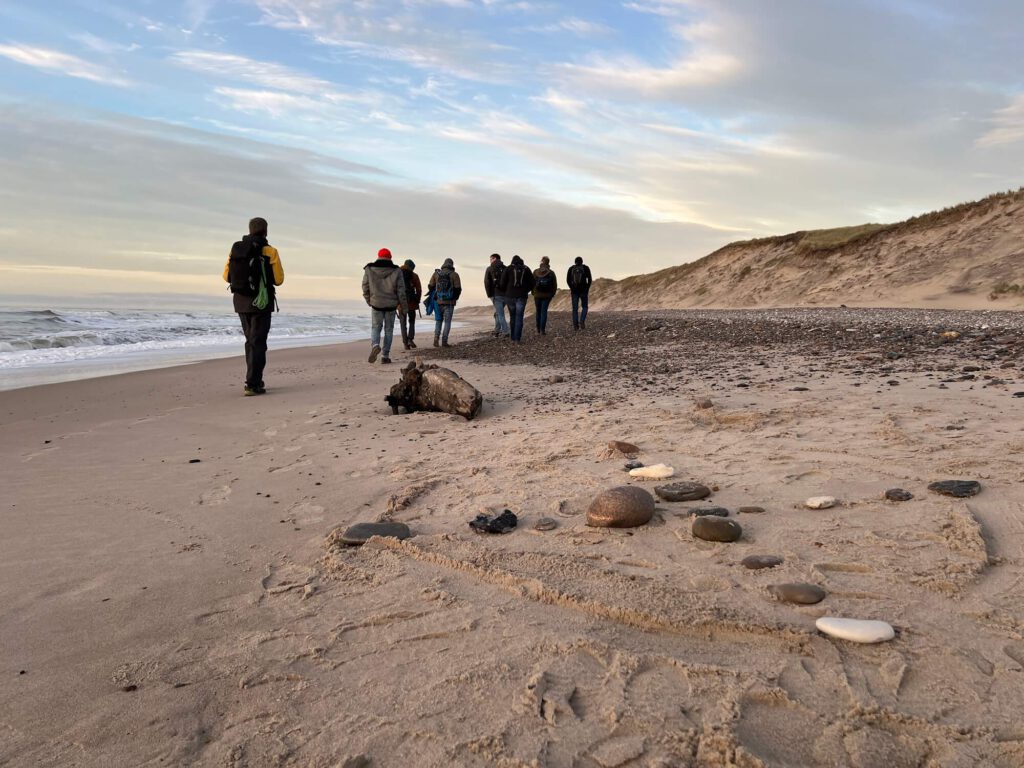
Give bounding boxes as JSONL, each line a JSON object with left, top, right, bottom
{"left": 484, "top": 253, "right": 592, "bottom": 341}
{"left": 224, "top": 217, "right": 595, "bottom": 394}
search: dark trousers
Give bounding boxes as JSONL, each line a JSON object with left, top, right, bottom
{"left": 571, "top": 292, "right": 589, "bottom": 329}
{"left": 534, "top": 296, "right": 551, "bottom": 333}
{"left": 238, "top": 311, "right": 272, "bottom": 387}
{"left": 400, "top": 309, "right": 416, "bottom": 345}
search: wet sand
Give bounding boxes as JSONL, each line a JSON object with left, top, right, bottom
{"left": 3, "top": 308, "right": 1024, "bottom": 767}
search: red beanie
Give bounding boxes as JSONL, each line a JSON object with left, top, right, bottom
{"left": 378, "top": 248, "right": 392, "bottom": 260}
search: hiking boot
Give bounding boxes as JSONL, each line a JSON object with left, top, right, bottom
{"left": 243, "top": 386, "right": 257, "bottom": 396}
{"left": 441, "top": 340, "right": 450, "bottom": 347}
{"left": 403, "top": 343, "right": 410, "bottom": 350}
{"left": 381, "top": 357, "right": 392, "bottom": 364}
{"left": 368, "top": 344, "right": 381, "bottom": 363}
{"left": 433, "top": 336, "right": 440, "bottom": 347}
{"left": 254, "top": 385, "right": 267, "bottom": 395}
{"left": 409, "top": 341, "right": 417, "bottom": 349}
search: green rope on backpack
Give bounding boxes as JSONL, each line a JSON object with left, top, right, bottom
{"left": 252, "top": 256, "right": 270, "bottom": 310}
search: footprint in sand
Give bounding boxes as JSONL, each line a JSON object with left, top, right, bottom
{"left": 199, "top": 485, "right": 232, "bottom": 506}
{"left": 288, "top": 501, "right": 325, "bottom": 525}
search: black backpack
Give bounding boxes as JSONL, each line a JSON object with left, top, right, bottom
{"left": 435, "top": 269, "right": 455, "bottom": 301}
{"left": 228, "top": 238, "right": 266, "bottom": 297}
{"left": 490, "top": 263, "right": 506, "bottom": 292}
{"left": 511, "top": 265, "right": 527, "bottom": 287}
{"left": 569, "top": 264, "right": 587, "bottom": 289}
{"left": 535, "top": 271, "right": 555, "bottom": 292}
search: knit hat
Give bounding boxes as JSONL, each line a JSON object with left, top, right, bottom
{"left": 574, "top": 256, "right": 583, "bottom": 265}
{"left": 540, "top": 256, "right": 550, "bottom": 265}
{"left": 442, "top": 258, "right": 454, "bottom": 269}
{"left": 403, "top": 259, "right": 415, "bottom": 269}
{"left": 511, "top": 255, "right": 523, "bottom": 266}
{"left": 378, "top": 248, "right": 392, "bottom": 260}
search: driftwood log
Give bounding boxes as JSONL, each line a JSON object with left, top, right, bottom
{"left": 386, "top": 360, "right": 483, "bottom": 420}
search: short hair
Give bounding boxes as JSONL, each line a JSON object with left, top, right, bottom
{"left": 490, "top": 253, "right": 500, "bottom": 260}
{"left": 574, "top": 256, "right": 583, "bottom": 265}
{"left": 249, "top": 217, "right": 268, "bottom": 237}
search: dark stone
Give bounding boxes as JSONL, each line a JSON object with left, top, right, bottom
{"left": 742, "top": 555, "right": 783, "bottom": 570}
{"left": 470, "top": 510, "right": 518, "bottom": 534}
{"left": 689, "top": 507, "right": 730, "bottom": 518}
{"left": 188, "top": 459, "right": 201, "bottom": 464}
{"left": 887, "top": 380, "right": 900, "bottom": 386}
{"left": 340, "top": 521, "right": 413, "bottom": 545}
{"left": 548, "top": 375, "right": 564, "bottom": 384}
{"left": 692, "top": 516, "right": 742, "bottom": 543}
{"left": 791, "top": 387, "right": 810, "bottom": 392}
{"left": 1014, "top": 392, "right": 1024, "bottom": 398}
{"left": 962, "top": 365, "right": 982, "bottom": 372}
{"left": 928, "top": 480, "right": 981, "bottom": 498}
{"left": 587, "top": 486, "right": 655, "bottom": 528}
{"left": 623, "top": 460, "right": 644, "bottom": 471}
{"left": 609, "top": 440, "right": 641, "bottom": 455}
{"left": 694, "top": 398, "right": 714, "bottom": 409}
{"left": 738, "top": 506, "right": 766, "bottom": 514}
{"left": 122, "top": 685, "right": 138, "bottom": 692}
{"left": 534, "top": 517, "right": 558, "bottom": 531}
{"left": 654, "top": 482, "right": 711, "bottom": 502}
{"left": 769, "top": 583, "right": 826, "bottom": 605}
{"left": 885, "top": 488, "right": 914, "bottom": 502}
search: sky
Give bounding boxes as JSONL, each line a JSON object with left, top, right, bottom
{"left": 0, "top": 0, "right": 1022, "bottom": 308}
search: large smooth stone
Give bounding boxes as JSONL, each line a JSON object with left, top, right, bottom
{"left": 815, "top": 616, "right": 895, "bottom": 643}
{"left": 805, "top": 496, "right": 836, "bottom": 509}
{"left": 608, "top": 440, "right": 640, "bottom": 455}
{"left": 769, "top": 583, "right": 826, "bottom": 605}
{"left": 742, "top": 555, "right": 783, "bottom": 570}
{"left": 692, "top": 516, "right": 742, "bottom": 543}
{"left": 655, "top": 482, "right": 711, "bottom": 502}
{"left": 586, "top": 486, "right": 655, "bottom": 528}
{"left": 628, "top": 464, "right": 674, "bottom": 480}
{"left": 340, "top": 522, "right": 411, "bottom": 546}
{"left": 928, "top": 480, "right": 981, "bottom": 498}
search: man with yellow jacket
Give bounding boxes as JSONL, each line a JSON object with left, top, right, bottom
{"left": 223, "top": 217, "right": 285, "bottom": 396}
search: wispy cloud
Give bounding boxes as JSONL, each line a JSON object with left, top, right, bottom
{"left": 0, "top": 42, "right": 132, "bottom": 86}
{"left": 172, "top": 50, "right": 330, "bottom": 94}
{"left": 976, "top": 94, "right": 1024, "bottom": 148}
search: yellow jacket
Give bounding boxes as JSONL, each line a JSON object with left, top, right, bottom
{"left": 223, "top": 245, "right": 284, "bottom": 285}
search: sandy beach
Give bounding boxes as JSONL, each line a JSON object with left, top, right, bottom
{"left": 3, "top": 308, "right": 1024, "bottom": 767}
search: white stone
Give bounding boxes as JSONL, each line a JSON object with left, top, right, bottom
{"left": 815, "top": 616, "right": 895, "bottom": 643}
{"left": 628, "top": 463, "right": 674, "bottom": 480}
{"left": 805, "top": 496, "right": 836, "bottom": 509}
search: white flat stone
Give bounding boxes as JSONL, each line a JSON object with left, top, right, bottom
{"left": 815, "top": 616, "right": 895, "bottom": 643}
{"left": 628, "top": 463, "right": 674, "bottom": 480}
{"left": 805, "top": 496, "right": 836, "bottom": 509}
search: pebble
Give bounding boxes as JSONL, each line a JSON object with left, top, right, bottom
{"left": 548, "top": 375, "right": 564, "bottom": 384}
{"left": 1014, "top": 392, "right": 1024, "bottom": 398}
{"left": 694, "top": 398, "right": 714, "bottom": 409}
{"left": 608, "top": 440, "right": 640, "bottom": 455}
{"left": 628, "top": 464, "right": 674, "bottom": 480}
{"left": 884, "top": 488, "right": 913, "bottom": 502}
{"left": 815, "top": 616, "right": 895, "bottom": 643}
{"left": 769, "top": 583, "right": 826, "bottom": 605}
{"left": 654, "top": 481, "right": 711, "bottom": 502}
{"left": 470, "top": 510, "right": 518, "bottom": 534}
{"left": 623, "top": 460, "right": 644, "bottom": 471}
{"left": 741, "top": 554, "right": 783, "bottom": 570}
{"left": 692, "top": 516, "right": 742, "bottom": 542}
{"left": 534, "top": 517, "right": 558, "bottom": 531}
{"left": 928, "top": 480, "right": 981, "bottom": 498}
{"left": 738, "top": 506, "right": 766, "bottom": 514}
{"left": 339, "top": 522, "right": 412, "bottom": 545}
{"left": 790, "top": 386, "right": 810, "bottom": 392}
{"left": 689, "top": 507, "right": 729, "bottom": 517}
{"left": 805, "top": 496, "right": 836, "bottom": 509}
{"left": 188, "top": 459, "right": 201, "bottom": 464}
{"left": 586, "top": 486, "right": 656, "bottom": 528}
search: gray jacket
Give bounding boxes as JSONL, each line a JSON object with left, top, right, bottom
{"left": 362, "top": 259, "right": 408, "bottom": 311}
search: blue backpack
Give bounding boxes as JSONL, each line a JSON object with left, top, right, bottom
{"left": 435, "top": 269, "right": 455, "bottom": 301}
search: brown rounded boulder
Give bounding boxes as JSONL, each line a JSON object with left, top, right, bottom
{"left": 692, "top": 516, "right": 742, "bottom": 542}
{"left": 586, "top": 486, "right": 655, "bottom": 528}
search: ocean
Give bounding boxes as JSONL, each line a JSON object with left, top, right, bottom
{"left": 0, "top": 308, "right": 372, "bottom": 391}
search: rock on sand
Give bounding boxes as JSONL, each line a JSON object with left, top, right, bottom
{"left": 587, "top": 486, "right": 656, "bottom": 528}
{"left": 805, "top": 496, "right": 836, "bottom": 509}
{"left": 816, "top": 616, "right": 895, "bottom": 643}
{"left": 628, "top": 464, "right": 674, "bottom": 480}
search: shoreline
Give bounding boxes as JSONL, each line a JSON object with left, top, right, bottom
{"left": 3, "top": 308, "right": 1024, "bottom": 766}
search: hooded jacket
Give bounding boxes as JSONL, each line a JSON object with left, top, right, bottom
{"left": 499, "top": 255, "right": 534, "bottom": 300}
{"left": 222, "top": 234, "right": 285, "bottom": 314}
{"left": 532, "top": 264, "right": 558, "bottom": 299}
{"left": 484, "top": 258, "right": 507, "bottom": 299}
{"left": 400, "top": 265, "right": 422, "bottom": 310}
{"left": 566, "top": 262, "right": 593, "bottom": 294}
{"left": 362, "top": 258, "right": 408, "bottom": 311}
{"left": 428, "top": 262, "right": 462, "bottom": 306}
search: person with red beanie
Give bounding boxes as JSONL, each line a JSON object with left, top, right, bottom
{"left": 362, "top": 247, "right": 408, "bottom": 364}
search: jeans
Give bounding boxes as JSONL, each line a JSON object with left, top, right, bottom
{"left": 491, "top": 296, "right": 509, "bottom": 335}
{"left": 239, "top": 311, "right": 272, "bottom": 387}
{"left": 571, "top": 291, "right": 589, "bottom": 329}
{"left": 371, "top": 308, "right": 397, "bottom": 357}
{"left": 509, "top": 297, "right": 527, "bottom": 341}
{"left": 534, "top": 296, "right": 551, "bottom": 333}
{"left": 399, "top": 309, "right": 416, "bottom": 346}
{"left": 434, "top": 303, "right": 454, "bottom": 342}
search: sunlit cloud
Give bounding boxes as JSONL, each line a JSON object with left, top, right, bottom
{"left": 0, "top": 42, "right": 132, "bottom": 86}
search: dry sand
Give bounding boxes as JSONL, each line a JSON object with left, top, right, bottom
{"left": 3, "top": 309, "right": 1024, "bottom": 767}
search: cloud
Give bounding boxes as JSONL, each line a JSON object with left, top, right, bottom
{"left": 172, "top": 50, "right": 332, "bottom": 94}
{"left": 0, "top": 42, "right": 132, "bottom": 86}
{"left": 977, "top": 94, "right": 1024, "bottom": 148}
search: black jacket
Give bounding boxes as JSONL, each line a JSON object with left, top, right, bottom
{"left": 484, "top": 260, "right": 507, "bottom": 298}
{"left": 499, "top": 259, "right": 534, "bottom": 300}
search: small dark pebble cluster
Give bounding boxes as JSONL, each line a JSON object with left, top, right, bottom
{"left": 470, "top": 510, "right": 518, "bottom": 534}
